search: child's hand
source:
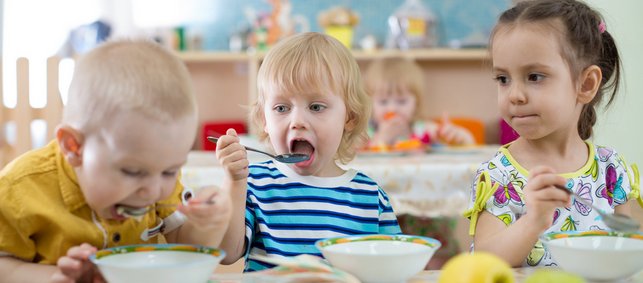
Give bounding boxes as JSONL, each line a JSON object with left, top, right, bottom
{"left": 438, "top": 123, "right": 475, "bottom": 145}
{"left": 50, "top": 243, "right": 105, "bottom": 283}
{"left": 522, "top": 166, "right": 570, "bottom": 231}
{"left": 375, "top": 116, "right": 411, "bottom": 145}
{"left": 215, "top": 128, "right": 249, "bottom": 182}
{"left": 178, "top": 186, "right": 232, "bottom": 231}
{"left": 437, "top": 112, "right": 475, "bottom": 145}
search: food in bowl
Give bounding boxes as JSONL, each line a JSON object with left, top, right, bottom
{"left": 541, "top": 230, "right": 643, "bottom": 281}
{"left": 315, "top": 234, "right": 441, "bottom": 283}
{"left": 90, "top": 244, "right": 225, "bottom": 283}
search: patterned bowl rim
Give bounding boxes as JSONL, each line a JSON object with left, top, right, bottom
{"left": 541, "top": 230, "right": 643, "bottom": 242}
{"left": 315, "top": 234, "right": 441, "bottom": 250}
{"left": 89, "top": 243, "right": 225, "bottom": 266}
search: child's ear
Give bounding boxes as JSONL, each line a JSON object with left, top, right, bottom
{"left": 344, "top": 114, "right": 357, "bottom": 132}
{"left": 56, "top": 125, "right": 84, "bottom": 166}
{"left": 577, "top": 65, "right": 602, "bottom": 104}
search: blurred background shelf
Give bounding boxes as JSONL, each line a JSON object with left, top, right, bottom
{"left": 180, "top": 48, "right": 498, "bottom": 149}
{"left": 177, "top": 48, "right": 488, "bottom": 63}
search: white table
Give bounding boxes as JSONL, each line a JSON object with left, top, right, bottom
{"left": 182, "top": 146, "right": 498, "bottom": 218}
{"left": 209, "top": 267, "right": 643, "bottom": 282}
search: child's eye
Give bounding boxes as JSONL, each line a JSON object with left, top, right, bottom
{"left": 309, "top": 103, "right": 326, "bottom": 112}
{"left": 528, "top": 73, "right": 545, "bottom": 82}
{"left": 494, "top": 75, "right": 509, "bottom": 85}
{"left": 274, "top": 105, "right": 290, "bottom": 113}
{"left": 121, "top": 169, "right": 143, "bottom": 177}
{"left": 162, "top": 170, "right": 178, "bottom": 177}
{"left": 396, "top": 98, "right": 409, "bottom": 105}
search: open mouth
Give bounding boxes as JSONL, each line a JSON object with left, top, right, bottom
{"left": 290, "top": 139, "right": 315, "bottom": 160}
{"left": 113, "top": 204, "right": 148, "bottom": 221}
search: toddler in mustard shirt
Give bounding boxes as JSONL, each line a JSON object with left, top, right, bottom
{"left": 0, "top": 39, "right": 232, "bottom": 282}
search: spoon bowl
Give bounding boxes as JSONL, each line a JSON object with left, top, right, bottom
{"left": 116, "top": 198, "right": 215, "bottom": 218}
{"left": 207, "top": 136, "right": 310, "bottom": 164}
{"left": 555, "top": 185, "right": 640, "bottom": 232}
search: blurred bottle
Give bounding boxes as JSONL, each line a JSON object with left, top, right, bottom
{"left": 386, "top": 0, "right": 437, "bottom": 49}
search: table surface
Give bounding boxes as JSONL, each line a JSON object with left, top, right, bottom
{"left": 183, "top": 146, "right": 499, "bottom": 218}
{"left": 209, "top": 267, "right": 643, "bottom": 283}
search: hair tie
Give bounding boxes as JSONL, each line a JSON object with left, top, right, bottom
{"left": 598, "top": 21, "right": 606, "bottom": 34}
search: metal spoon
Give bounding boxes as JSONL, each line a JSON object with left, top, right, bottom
{"left": 556, "top": 185, "right": 640, "bottom": 232}
{"left": 207, "top": 136, "right": 310, "bottom": 164}
{"left": 116, "top": 197, "right": 216, "bottom": 218}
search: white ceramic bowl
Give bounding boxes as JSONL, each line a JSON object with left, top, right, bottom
{"left": 541, "top": 231, "right": 643, "bottom": 281}
{"left": 90, "top": 244, "right": 225, "bottom": 283}
{"left": 316, "top": 234, "right": 441, "bottom": 283}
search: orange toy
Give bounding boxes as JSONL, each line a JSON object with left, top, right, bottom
{"left": 384, "top": 112, "right": 397, "bottom": 120}
{"left": 393, "top": 138, "right": 422, "bottom": 151}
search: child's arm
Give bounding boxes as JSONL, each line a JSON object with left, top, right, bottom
{"left": 215, "top": 129, "right": 250, "bottom": 264}
{"left": 473, "top": 166, "right": 568, "bottom": 267}
{"left": 0, "top": 257, "right": 58, "bottom": 282}
{"left": 169, "top": 186, "right": 232, "bottom": 247}
{"left": 0, "top": 243, "right": 103, "bottom": 283}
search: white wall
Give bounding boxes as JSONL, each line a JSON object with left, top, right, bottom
{"left": 588, "top": 0, "right": 643, "bottom": 166}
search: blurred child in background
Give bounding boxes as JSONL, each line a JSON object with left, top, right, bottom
{"left": 364, "top": 57, "right": 476, "bottom": 269}
{"left": 364, "top": 57, "right": 475, "bottom": 149}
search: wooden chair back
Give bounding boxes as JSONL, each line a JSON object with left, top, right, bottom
{"left": 0, "top": 57, "right": 65, "bottom": 167}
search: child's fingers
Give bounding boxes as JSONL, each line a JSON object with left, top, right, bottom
{"left": 50, "top": 271, "right": 75, "bottom": 283}
{"left": 67, "top": 243, "right": 96, "bottom": 260}
{"left": 56, "top": 256, "right": 84, "bottom": 281}
{"left": 216, "top": 135, "right": 241, "bottom": 151}
{"left": 528, "top": 173, "right": 565, "bottom": 191}
{"left": 533, "top": 184, "right": 570, "bottom": 202}
{"left": 438, "top": 125, "right": 457, "bottom": 143}
{"left": 441, "top": 111, "right": 450, "bottom": 125}
{"left": 226, "top": 128, "right": 238, "bottom": 137}
{"left": 216, "top": 141, "right": 247, "bottom": 167}
{"left": 189, "top": 186, "right": 220, "bottom": 204}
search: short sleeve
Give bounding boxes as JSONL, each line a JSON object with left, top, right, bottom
{"left": 463, "top": 169, "right": 500, "bottom": 236}
{"left": 244, "top": 187, "right": 257, "bottom": 258}
{"left": 618, "top": 154, "right": 641, "bottom": 207}
{"left": 377, "top": 187, "right": 402, "bottom": 234}
{"left": 604, "top": 150, "right": 635, "bottom": 208}
{"left": 628, "top": 164, "right": 642, "bottom": 207}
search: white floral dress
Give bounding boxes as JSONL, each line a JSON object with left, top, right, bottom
{"left": 464, "top": 141, "right": 641, "bottom": 266}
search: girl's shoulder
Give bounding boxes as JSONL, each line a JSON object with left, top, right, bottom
{"left": 592, "top": 143, "right": 627, "bottom": 164}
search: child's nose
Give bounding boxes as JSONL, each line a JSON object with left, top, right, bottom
{"left": 508, "top": 83, "right": 527, "bottom": 104}
{"left": 289, "top": 108, "right": 309, "bottom": 130}
{"left": 137, "top": 177, "right": 163, "bottom": 201}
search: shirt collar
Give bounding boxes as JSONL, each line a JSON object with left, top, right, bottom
{"left": 52, "top": 141, "right": 88, "bottom": 212}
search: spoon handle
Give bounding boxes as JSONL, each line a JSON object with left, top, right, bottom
{"left": 554, "top": 185, "right": 600, "bottom": 214}
{"left": 206, "top": 136, "right": 276, "bottom": 158}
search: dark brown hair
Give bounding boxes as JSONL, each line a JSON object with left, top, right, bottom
{"left": 491, "top": 0, "right": 621, "bottom": 139}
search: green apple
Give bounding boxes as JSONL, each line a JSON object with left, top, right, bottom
{"left": 438, "top": 252, "right": 514, "bottom": 283}
{"left": 524, "top": 269, "right": 585, "bottom": 283}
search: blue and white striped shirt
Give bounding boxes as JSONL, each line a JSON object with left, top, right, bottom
{"left": 243, "top": 160, "right": 401, "bottom": 271}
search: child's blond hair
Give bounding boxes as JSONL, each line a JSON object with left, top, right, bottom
{"left": 364, "top": 58, "right": 425, "bottom": 120}
{"left": 63, "top": 39, "right": 196, "bottom": 133}
{"left": 251, "top": 32, "right": 369, "bottom": 164}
